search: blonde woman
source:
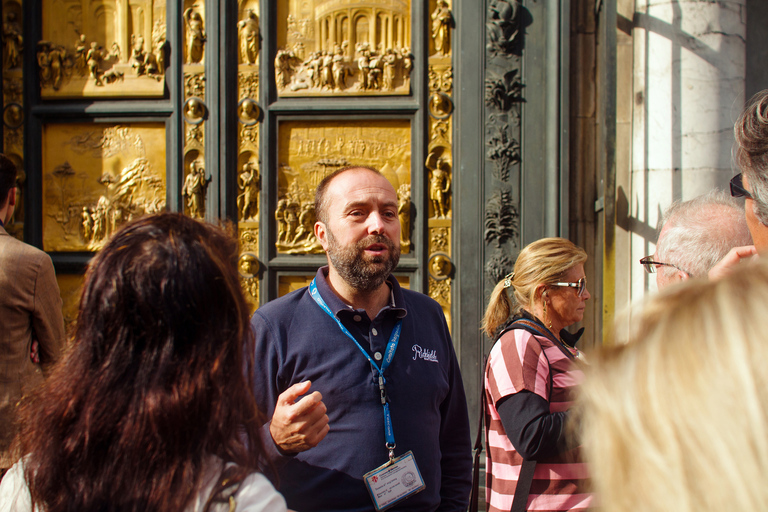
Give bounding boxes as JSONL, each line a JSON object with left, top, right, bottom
{"left": 481, "top": 238, "right": 592, "bottom": 512}
{"left": 578, "top": 262, "right": 768, "bottom": 512}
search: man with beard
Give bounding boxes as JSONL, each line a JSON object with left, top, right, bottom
{"left": 250, "top": 166, "right": 471, "bottom": 512}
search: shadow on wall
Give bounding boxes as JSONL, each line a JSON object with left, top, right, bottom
{"left": 615, "top": 185, "right": 659, "bottom": 245}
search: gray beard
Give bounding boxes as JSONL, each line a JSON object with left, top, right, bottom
{"left": 326, "top": 229, "right": 400, "bottom": 292}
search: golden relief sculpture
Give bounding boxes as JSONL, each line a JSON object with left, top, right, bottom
{"left": 397, "top": 184, "right": 411, "bottom": 253}
{"left": 42, "top": 123, "right": 167, "bottom": 252}
{"left": 276, "top": 0, "right": 412, "bottom": 96}
{"left": 238, "top": 9, "right": 260, "bottom": 65}
{"left": 39, "top": 0, "right": 166, "bottom": 98}
{"left": 184, "top": 7, "right": 206, "bottom": 64}
{"left": 238, "top": 159, "right": 261, "bottom": 220}
{"left": 182, "top": 154, "right": 211, "bottom": 219}
{"left": 3, "top": 11, "right": 23, "bottom": 70}
{"left": 277, "top": 120, "right": 411, "bottom": 254}
{"left": 427, "top": 0, "right": 454, "bottom": 318}
{"left": 237, "top": 2, "right": 261, "bottom": 304}
{"left": 239, "top": 228, "right": 259, "bottom": 311}
{"left": 431, "top": 0, "right": 453, "bottom": 56}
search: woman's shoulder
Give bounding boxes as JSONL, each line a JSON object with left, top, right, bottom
{"left": 0, "top": 461, "right": 33, "bottom": 512}
{"left": 190, "top": 458, "right": 287, "bottom": 512}
{"left": 234, "top": 472, "right": 287, "bottom": 512}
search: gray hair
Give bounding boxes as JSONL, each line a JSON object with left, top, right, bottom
{"left": 656, "top": 190, "right": 752, "bottom": 278}
{"left": 735, "top": 90, "right": 768, "bottom": 226}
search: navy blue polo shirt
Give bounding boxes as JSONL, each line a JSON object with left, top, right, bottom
{"left": 251, "top": 267, "right": 471, "bottom": 512}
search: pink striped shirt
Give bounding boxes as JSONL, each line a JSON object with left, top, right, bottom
{"left": 484, "top": 327, "right": 591, "bottom": 512}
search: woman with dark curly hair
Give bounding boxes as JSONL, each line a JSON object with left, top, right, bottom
{"left": 0, "top": 213, "right": 286, "bottom": 512}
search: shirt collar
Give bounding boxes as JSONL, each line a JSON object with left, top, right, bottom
{"left": 313, "top": 266, "right": 407, "bottom": 320}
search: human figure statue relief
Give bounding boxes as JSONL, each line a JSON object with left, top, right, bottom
{"left": 238, "top": 10, "right": 260, "bottom": 65}
{"left": 431, "top": 0, "right": 453, "bottom": 55}
{"left": 182, "top": 158, "right": 210, "bottom": 219}
{"left": 184, "top": 8, "right": 206, "bottom": 64}
{"left": 237, "top": 161, "right": 261, "bottom": 220}
{"left": 2, "top": 12, "right": 22, "bottom": 70}
{"left": 429, "top": 157, "right": 451, "bottom": 218}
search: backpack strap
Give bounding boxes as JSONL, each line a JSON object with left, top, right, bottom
{"left": 204, "top": 465, "right": 244, "bottom": 512}
{"left": 471, "top": 317, "right": 562, "bottom": 512}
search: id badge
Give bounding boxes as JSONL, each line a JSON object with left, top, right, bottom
{"left": 363, "top": 451, "right": 425, "bottom": 511}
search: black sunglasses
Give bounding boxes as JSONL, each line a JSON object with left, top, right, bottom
{"left": 730, "top": 173, "right": 753, "bottom": 200}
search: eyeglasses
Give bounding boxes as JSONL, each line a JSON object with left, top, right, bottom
{"left": 552, "top": 277, "right": 587, "bottom": 297}
{"left": 639, "top": 255, "right": 689, "bottom": 275}
{"left": 730, "top": 173, "right": 753, "bottom": 200}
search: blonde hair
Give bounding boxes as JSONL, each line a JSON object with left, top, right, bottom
{"left": 481, "top": 237, "right": 587, "bottom": 338}
{"left": 578, "top": 262, "right": 768, "bottom": 512}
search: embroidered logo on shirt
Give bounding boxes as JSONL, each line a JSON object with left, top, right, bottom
{"left": 412, "top": 344, "right": 439, "bottom": 363}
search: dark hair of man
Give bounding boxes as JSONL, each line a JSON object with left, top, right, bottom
{"left": 0, "top": 152, "right": 18, "bottom": 209}
{"left": 735, "top": 89, "right": 768, "bottom": 225}
{"left": 314, "top": 165, "right": 382, "bottom": 225}
{"left": 14, "top": 212, "right": 270, "bottom": 512}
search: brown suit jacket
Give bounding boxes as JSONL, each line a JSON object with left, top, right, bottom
{"left": 0, "top": 225, "right": 65, "bottom": 468}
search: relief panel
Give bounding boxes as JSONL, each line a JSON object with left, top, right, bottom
{"left": 238, "top": 0, "right": 262, "bottom": 308}
{"left": 276, "top": 120, "right": 411, "bottom": 255}
{"left": 40, "top": 0, "right": 166, "bottom": 98}
{"left": 182, "top": 0, "right": 209, "bottom": 219}
{"left": 3, "top": 0, "right": 24, "bottom": 240}
{"left": 427, "top": 0, "right": 453, "bottom": 326}
{"left": 276, "top": 0, "right": 412, "bottom": 96}
{"left": 41, "top": 123, "right": 167, "bottom": 252}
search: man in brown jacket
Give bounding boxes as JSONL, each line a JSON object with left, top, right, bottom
{"left": 0, "top": 153, "right": 65, "bottom": 475}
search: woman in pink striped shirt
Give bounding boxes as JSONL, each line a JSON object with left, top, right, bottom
{"left": 481, "top": 238, "right": 592, "bottom": 512}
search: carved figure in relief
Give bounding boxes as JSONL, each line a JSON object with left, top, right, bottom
{"left": 237, "top": 161, "right": 260, "bottom": 220}
{"left": 290, "top": 203, "right": 314, "bottom": 245}
{"left": 81, "top": 207, "right": 93, "bottom": 241}
{"left": 184, "top": 8, "right": 206, "bottom": 64}
{"left": 182, "top": 158, "right": 210, "bottom": 218}
{"left": 275, "top": 199, "right": 288, "bottom": 243}
{"left": 431, "top": 0, "right": 453, "bottom": 55}
{"left": 108, "top": 42, "right": 121, "bottom": 61}
{"left": 487, "top": 0, "right": 521, "bottom": 54}
{"left": 2, "top": 12, "right": 22, "bottom": 70}
{"left": 367, "top": 53, "right": 382, "bottom": 90}
{"left": 321, "top": 51, "right": 334, "bottom": 90}
{"left": 48, "top": 44, "right": 66, "bottom": 91}
{"left": 356, "top": 47, "right": 370, "bottom": 90}
{"left": 73, "top": 34, "right": 88, "bottom": 76}
{"left": 238, "top": 9, "right": 260, "bottom": 65}
{"left": 284, "top": 200, "right": 300, "bottom": 240}
{"left": 398, "top": 184, "right": 411, "bottom": 251}
{"left": 152, "top": 20, "right": 167, "bottom": 72}
{"left": 275, "top": 49, "right": 294, "bottom": 89}
{"left": 428, "top": 157, "right": 451, "bottom": 218}
{"left": 86, "top": 42, "right": 104, "bottom": 85}
{"left": 382, "top": 48, "right": 397, "bottom": 91}
{"left": 401, "top": 48, "right": 413, "bottom": 89}
{"left": 332, "top": 48, "right": 350, "bottom": 91}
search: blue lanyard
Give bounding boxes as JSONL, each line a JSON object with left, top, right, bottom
{"left": 309, "top": 278, "right": 402, "bottom": 457}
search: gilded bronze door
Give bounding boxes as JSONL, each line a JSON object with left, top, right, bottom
{"left": 5, "top": 1, "right": 456, "bottom": 329}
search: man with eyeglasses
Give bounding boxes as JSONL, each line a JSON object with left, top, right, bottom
{"left": 640, "top": 190, "right": 752, "bottom": 289}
